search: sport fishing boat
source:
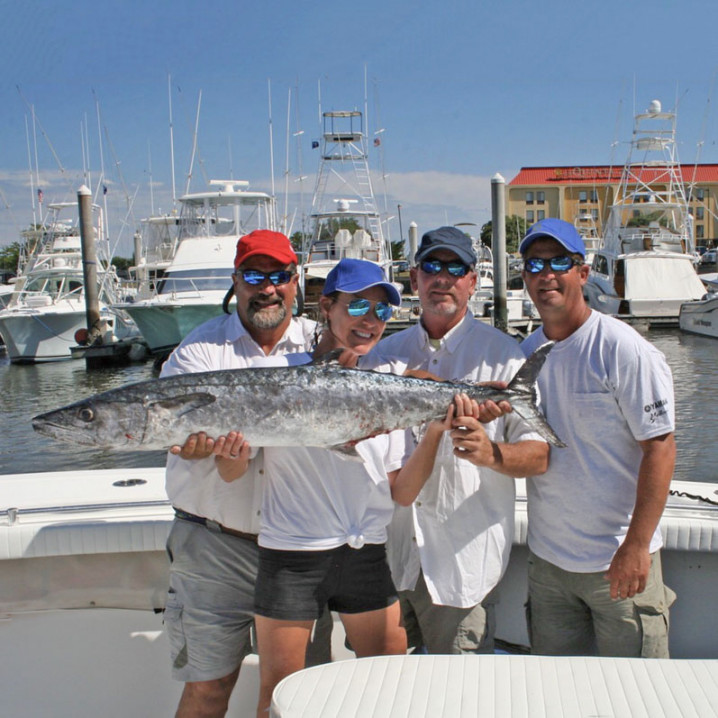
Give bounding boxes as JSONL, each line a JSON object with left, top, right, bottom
{"left": 2, "top": 468, "right": 716, "bottom": 717}
{"left": 115, "top": 180, "right": 277, "bottom": 357}
{"left": 0, "top": 203, "right": 133, "bottom": 363}
{"left": 300, "top": 110, "right": 394, "bottom": 317}
{"left": 583, "top": 100, "right": 705, "bottom": 324}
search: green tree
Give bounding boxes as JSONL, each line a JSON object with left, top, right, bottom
{"left": 0, "top": 242, "right": 21, "bottom": 273}
{"left": 111, "top": 256, "right": 133, "bottom": 278}
{"left": 390, "top": 240, "right": 405, "bottom": 261}
{"left": 480, "top": 215, "right": 529, "bottom": 254}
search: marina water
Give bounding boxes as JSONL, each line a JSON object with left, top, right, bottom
{"left": 1, "top": 327, "right": 716, "bottom": 483}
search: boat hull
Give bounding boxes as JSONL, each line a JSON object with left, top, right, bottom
{"left": 679, "top": 294, "right": 718, "bottom": 338}
{"left": 120, "top": 296, "right": 228, "bottom": 354}
{"left": 585, "top": 252, "right": 706, "bottom": 322}
{"left": 0, "top": 469, "right": 716, "bottom": 716}
{"left": 0, "top": 308, "right": 86, "bottom": 363}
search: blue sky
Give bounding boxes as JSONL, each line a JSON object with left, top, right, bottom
{"left": 1, "top": 0, "right": 717, "bottom": 258}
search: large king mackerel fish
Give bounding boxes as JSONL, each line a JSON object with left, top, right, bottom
{"left": 32, "top": 342, "right": 565, "bottom": 451}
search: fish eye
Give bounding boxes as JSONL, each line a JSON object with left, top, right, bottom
{"left": 78, "top": 407, "right": 94, "bottom": 423}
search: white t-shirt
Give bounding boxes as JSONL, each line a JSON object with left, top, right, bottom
{"left": 161, "top": 312, "right": 316, "bottom": 533}
{"left": 521, "top": 311, "right": 675, "bottom": 573}
{"left": 366, "top": 313, "right": 545, "bottom": 607}
{"left": 259, "top": 353, "right": 410, "bottom": 550}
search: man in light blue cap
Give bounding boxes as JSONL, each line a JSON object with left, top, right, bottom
{"left": 520, "top": 218, "right": 676, "bottom": 658}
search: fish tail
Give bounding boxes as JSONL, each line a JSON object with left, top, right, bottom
{"left": 507, "top": 342, "right": 566, "bottom": 448}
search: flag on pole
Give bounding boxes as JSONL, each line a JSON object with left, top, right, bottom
{"left": 37, "top": 188, "right": 44, "bottom": 204}
{"left": 373, "top": 138, "right": 381, "bottom": 147}
{"left": 311, "top": 140, "right": 319, "bottom": 149}
{"left": 103, "top": 185, "right": 108, "bottom": 195}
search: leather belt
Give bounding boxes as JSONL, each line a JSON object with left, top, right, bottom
{"left": 173, "top": 508, "right": 258, "bottom": 544}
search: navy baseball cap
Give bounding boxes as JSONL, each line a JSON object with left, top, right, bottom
{"left": 519, "top": 218, "right": 585, "bottom": 257}
{"left": 323, "top": 258, "right": 402, "bottom": 306}
{"left": 415, "top": 226, "right": 478, "bottom": 266}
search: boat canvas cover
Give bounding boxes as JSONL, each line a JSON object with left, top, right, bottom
{"left": 625, "top": 255, "right": 705, "bottom": 315}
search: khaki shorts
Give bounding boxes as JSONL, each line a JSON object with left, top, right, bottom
{"left": 526, "top": 550, "right": 675, "bottom": 657}
{"left": 399, "top": 570, "right": 496, "bottom": 654}
{"left": 164, "top": 519, "right": 333, "bottom": 682}
{"left": 164, "top": 519, "right": 259, "bottom": 682}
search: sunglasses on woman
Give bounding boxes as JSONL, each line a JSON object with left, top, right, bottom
{"left": 342, "top": 298, "right": 394, "bottom": 322}
{"left": 419, "top": 259, "right": 470, "bottom": 277}
{"left": 523, "top": 255, "right": 582, "bottom": 274}
{"left": 239, "top": 269, "right": 295, "bottom": 286}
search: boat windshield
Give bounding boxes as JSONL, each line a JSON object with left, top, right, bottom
{"left": 156, "top": 268, "right": 233, "bottom": 295}
{"left": 22, "top": 274, "right": 84, "bottom": 301}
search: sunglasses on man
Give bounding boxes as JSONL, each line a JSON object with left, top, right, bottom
{"left": 238, "top": 269, "right": 295, "bottom": 286}
{"left": 523, "top": 255, "right": 582, "bottom": 274}
{"left": 419, "top": 259, "right": 471, "bottom": 278}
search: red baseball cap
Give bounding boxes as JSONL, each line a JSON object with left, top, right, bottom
{"left": 234, "top": 229, "right": 298, "bottom": 269}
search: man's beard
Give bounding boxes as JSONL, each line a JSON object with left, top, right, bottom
{"left": 423, "top": 295, "right": 460, "bottom": 318}
{"left": 248, "top": 300, "right": 287, "bottom": 329}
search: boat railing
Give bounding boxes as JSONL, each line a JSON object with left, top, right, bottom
{"left": 1, "top": 498, "right": 172, "bottom": 524}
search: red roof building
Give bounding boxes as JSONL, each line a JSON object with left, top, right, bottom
{"left": 507, "top": 164, "right": 718, "bottom": 245}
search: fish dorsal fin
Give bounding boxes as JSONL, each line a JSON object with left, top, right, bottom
{"left": 148, "top": 393, "right": 216, "bottom": 417}
{"left": 310, "top": 348, "right": 345, "bottom": 366}
{"left": 507, "top": 341, "right": 555, "bottom": 394}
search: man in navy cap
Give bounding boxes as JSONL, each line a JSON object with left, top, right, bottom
{"left": 366, "top": 226, "right": 550, "bottom": 654}
{"left": 520, "top": 218, "right": 676, "bottom": 657}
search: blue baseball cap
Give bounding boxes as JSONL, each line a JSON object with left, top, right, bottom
{"left": 519, "top": 218, "right": 585, "bottom": 257}
{"left": 415, "top": 226, "right": 478, "bottom": 266}
{"left": 323, "top": 258, "right": 402, "bottom": 306}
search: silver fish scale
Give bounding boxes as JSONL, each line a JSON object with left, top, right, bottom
{"left": 32, "top": 343, "right": 565, "bottom": 450}
{"left": 148, "top": 366, "right": 463, "bottom": 450}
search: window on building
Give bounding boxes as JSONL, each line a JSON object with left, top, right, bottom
{"left": 590, "top": 190, "right": 598, "bottom": 202}
{"left": 579, "top": 191, "right": 587, "bottom": 203}
{"left": 697, "top": 188, "right": 705, "bottom": 201}
{"left": 526, "top": 210, "right": 534, "bottom": 222}
{"left": 526, "top": 191, "right": 534, "bottom": 205}
{"left": 537, "top": 191, "right": 545, "bottom": 204}
{"left": 591, "top": 209, "right": 599, "bottom": 220}
{"left": 697, "top": 225, "right": 705, "bottom": 239}
{"left": 697, "top": 206, "right": 705, "bottom": 220}
{"left": 537, "top": 210, "right": 545, "bottom": 221}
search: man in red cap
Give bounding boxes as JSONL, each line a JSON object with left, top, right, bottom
{"left": 159, "top": 229, "right": 328, "bottom": 717}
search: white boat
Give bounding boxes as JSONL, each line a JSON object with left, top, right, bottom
{"left": 468, "top": 240, "right": 538, "bottom": 333}
{"left": 584, "top": 100, "right": 706, "bottom": 323}
{"left": 300, "top": 110, "right": 394, "bottom": 316}
{"left": 573, "top": 210, "right": 601, "bottom": 265}
{"left": 1, "top": 468, "right": 716, "bottom": 717}
{"left": 127, "top": 214, "right": 181, "bottom": 302}
{"left": 0, "top": 203, "right": 133, "bottom": 363}
{"left": 679, "top": 291, "right": 718, "bottom": 338}
{"left": 116, "top": 180, "right": 277, "bottom": 356}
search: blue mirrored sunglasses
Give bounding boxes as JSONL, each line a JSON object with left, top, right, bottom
{"left": 239, "top": 269, "right": 295, "bottom": 286}
{"left": 345, "top": 298, "right": 394, "bottom": 322}
{"left": 420, "top": 259, "right": 470, "bottom": 277}
{"left": 524, "top": 255, "right": 582, "bottom": 274}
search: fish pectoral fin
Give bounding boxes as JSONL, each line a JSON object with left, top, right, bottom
{"left": 329, "top": 442, "right": 363, "bottom": 460}
{"left": 310, "top": 348, "right": 345, "bottom": 366}
{"left": 148, "top": 393, "right": 216, "bottom": 418}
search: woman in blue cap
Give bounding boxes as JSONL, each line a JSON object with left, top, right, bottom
{"left": 252, "top": 258, "right": 408, "bottom": 715}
